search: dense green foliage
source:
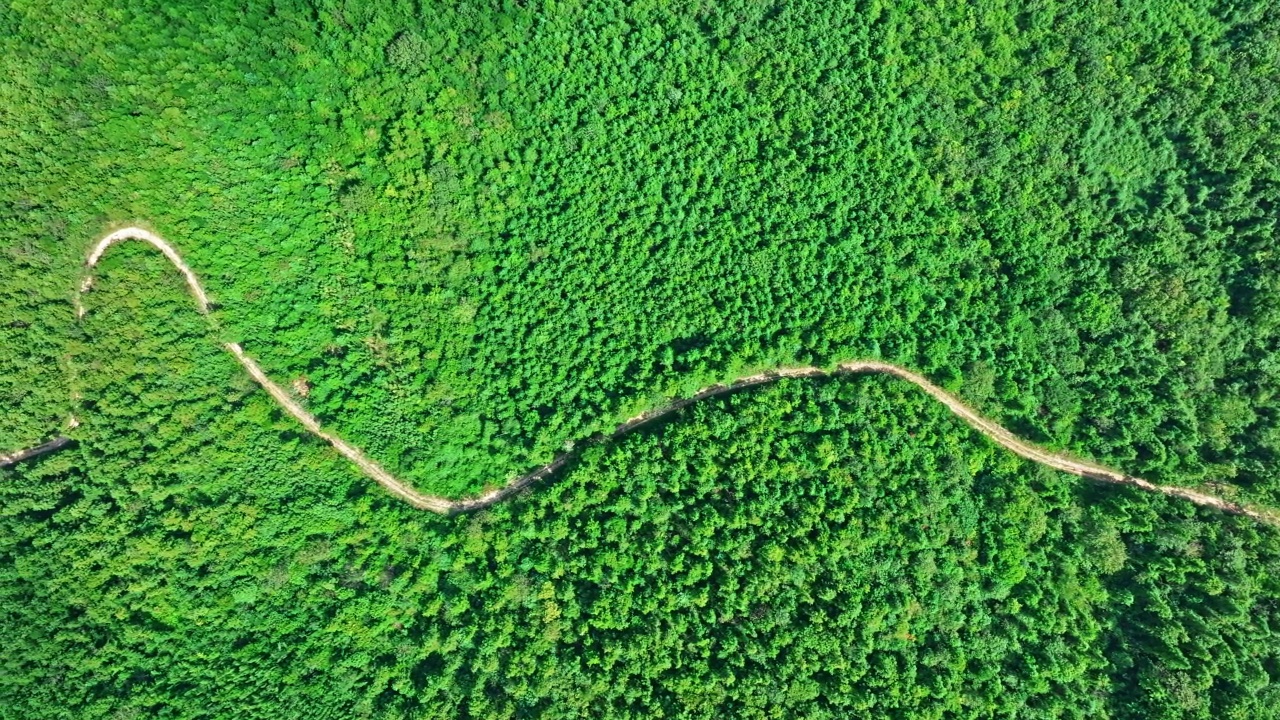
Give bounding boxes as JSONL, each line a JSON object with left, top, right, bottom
{"left": 3, "top": 0, "right": 1279, "bottom": 503}
{"left": 4, "top": 0, "right": 1280, "bottom": 716}
{"left": 4, "top": 282, "right": 1280, "bottom": 717}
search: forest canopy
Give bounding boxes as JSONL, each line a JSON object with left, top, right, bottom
{"left": 2, "top": 0, "right": 1280, "bottom": 717}
{"left": 3, "top": 0, "right": 1279, "bottom": 504}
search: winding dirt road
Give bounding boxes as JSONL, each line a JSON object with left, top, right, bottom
{"left": 2, "top": 226, "right": 1275, "bottom": 524}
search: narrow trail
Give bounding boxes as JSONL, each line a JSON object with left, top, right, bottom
{"left": 3, "top": 226, "right": 1276, "bottom": 525}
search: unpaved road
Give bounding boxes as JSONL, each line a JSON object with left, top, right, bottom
{"left": 3, "top": 226, "right": 1275, "bottom": 524}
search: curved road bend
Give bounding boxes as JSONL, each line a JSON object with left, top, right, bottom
{"left": 2, "top": 227, "right": 1275, "bottom": 525}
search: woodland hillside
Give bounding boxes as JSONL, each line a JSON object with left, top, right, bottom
{"left": 2, "top": 0, "right": 1279, "bottom": 717}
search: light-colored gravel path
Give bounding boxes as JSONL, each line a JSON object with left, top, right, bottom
{"left": 3, "top": 226, "right": 1276, "bottom": 525}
